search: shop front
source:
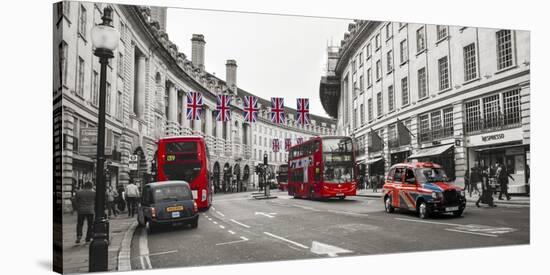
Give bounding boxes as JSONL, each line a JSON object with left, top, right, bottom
{"left": 466, "top": 128, "right": 529, "bottom": 194}
{"left": 408, "top": 144, "right": 455, "bottom": 180}
{"left": 390, "top": 150, "right": 411, "bottom": 166}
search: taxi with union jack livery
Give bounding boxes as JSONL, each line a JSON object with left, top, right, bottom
{"left": 382, "top": 162, "right": 466, "bottom": 219}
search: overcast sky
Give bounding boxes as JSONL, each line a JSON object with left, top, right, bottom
{"left": 166, "top": 8, "right": 351, "bottom": 117}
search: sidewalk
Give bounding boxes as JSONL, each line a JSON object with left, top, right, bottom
{"left": 61, "top": 212, "right": 137, "bottom": 273}
{"left": 357, "top": 189, "right": 530, "bottom": 207}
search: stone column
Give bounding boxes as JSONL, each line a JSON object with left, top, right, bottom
{"left": 453, "top": 101, "right": 466, "bottom": 188}
{"left": 167, "top": 83, "right": 178, "bottom": 136}
{"left": 61, "top": 107, "right": 75, "bottom": 213}
{"left": 135, "top": 55, "right": 146, "bottom": 118}
{"left": 205, "top": 107, "right": 213, "bottom": 137}
{"left": 181, "top": 91, "right": 190, "bottom": 134}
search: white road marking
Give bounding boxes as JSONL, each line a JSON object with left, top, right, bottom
{"left": 207, "top": 218, "right": 212, "bottom": 221}
{"left": 230, "top": 219, "right": 251, "bottom": 228}
{"left": 219, "top": 225, "right": 225, "bottom": 229}
{"left": 310, "top": 241, "right": 353, "bottom": 257}
{"left": 263, "top": 232, "right": 309, "bottom": 249}
{"left": 211, "top": 206, "right": 216, "bottom": 210}
{"left": 213, "top": 221, "right": 218, "bottom": 225}
{"left": 147, "top": 250, "right": 178, "bottom": 257}
{"left": 228, "top": 230, "right": 236, "bottom": 235}
{"left": 215, "top": 237, "right": 249, "bottom": 246}
{"left": 445, "top": 228, "right": 498, "bottom": 237}
{"left": 215, "top": 211, "right": 225, "bottom": 217}
{"left": 327, "top": 210, "right": 369, "bottom": 217}
{"left": 255, "top": 212, "right": 276, "bottom": 218}
{"left": 395, "top": 218, "right": 460, "bottom": 227}
{"left": 138, "top": 228, "right": 152, "bottom": 269}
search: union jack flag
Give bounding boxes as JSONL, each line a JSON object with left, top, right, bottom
{"left": 284, "top": 138, "right": 292, "bottom": 152}
{"left": 215, "top": 94, "right": 232, "bottom": 122}
{"left": 186, "top": 91, "right": 203, "bottom": 120}
{"left": 296, "top": 98, "right": 310, "bottom": 126}
{"left": 296, "top": 137, "right": 303, "bottom": 144}
{"left": 272, "top": 138, "right": 280, "bottom": 152}
{"left": 270, "top": 97, "right": 285, "bottom": 124}
{"left": 243, "top": 95, "right": 259, "bottom": 123}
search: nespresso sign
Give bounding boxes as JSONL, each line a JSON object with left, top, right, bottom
{"left": 467, "top": 128, "right": 522, "bottom": 147}
{"left": 481, "top": 133, "right": 505, "bottom": 142}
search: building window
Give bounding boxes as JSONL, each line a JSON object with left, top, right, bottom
{"left": 376, "top": 92, "right": 383, "bottom": 117}
{"left": 118, "top": 52, "right": 124, "bottom": 77}
{"left": 76, "top": 57, "right": 85, "bottom": 97}
{"left": 116, "top": 90, "right": 123, "bottom": 120}
{"left": 106, "top": 82, "right": 111, "bottom": 115}
{"left": 353, "top": 78, "right": 357, "bottom": 98}
{"left": 376, "top": 60, "right": 381, "bottom": 80}
{"left": 438, "top": 56, "right": 450, "bottom": 90}
{"left": 360, "top": 103, "right": 365, "bottom": 126}
{"left": 465, "top": 100, "right": 482, "bottom": 133}
{"left": 483, "top": 94, "right": 501, "bottom": 129}
{"left": 386, "top": 50, "right": 393, "bottom": 72}
{"left": 92, "top": 70, "right": 99, "bottom": 106}
{"left": 464, "top": 89, "right": 521, "bottom": 134}
{"left": 463, "top": 43, "right": 478, "bottom": 81}
{"left": 359, "top": 75, "right": 364, "bottom": 92}
{"left": 359, "top": 52, "right": 363, "bottom": 67}
{"left": 503, "top": 89, "right": 521, "bottom": 125}
{"left": 386, "top": 23, "right": 392, "bottom": 40}
{"left": 78, "top": 5, "right": 87, "bottom": 38}
{"left": 399, "top": 39, "right": 408, "bottom": 64}
{"left": 375, "top": 33, "right": 381, "bottom": 50}
{"left": 417, "top": 67, "right": 427, "bottom": 99}
{"left": 368, "top": 98, "right": 373, "bottom": 121}
{"left": 416, "top": 26, "right": 426, "bottom": 53}
{"left": 436, "top": 25, "right": 448, "bottom": 41}
{"left": 353, "top": 108, "right": 357, "bottom": 129}
{"left": 351, "top": 60, "right": 356, "bottom": 73}
{"left": 496, "top": 29, "right": 514, "bottom": 70}
{"left": 388, "top": 85, "right": 395, "bottom": 112}
{"left": 59, "top": 41, "right": 68, "bottom": 87}
{"left": 401, "top": 77, "right": 409, "bottom": 106}
{"left": 366, "top": 43, "right": 372, "bottom": 59}
{"left": 367, "top": 68, "right": 372, "bottom": 87}
{"left": 418, "top": 107, "right": 454, "bottom": 143}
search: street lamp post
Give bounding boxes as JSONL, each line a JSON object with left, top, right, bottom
{"left": 89, "top": 6, "right": 119, "bottom": 272}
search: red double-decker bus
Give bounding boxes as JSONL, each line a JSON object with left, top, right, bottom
{"left": 288, "top": 136, "right": 357, "bottom": 199}
{"left": 154, "top": 136, "right": 212, "bottom": 210}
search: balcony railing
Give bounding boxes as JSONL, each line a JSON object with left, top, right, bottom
{"left": 464, "top": 113, "right": 521, "bottom": 135}
{"left": 419, "top": 126, "right": 454, "bottom": 143}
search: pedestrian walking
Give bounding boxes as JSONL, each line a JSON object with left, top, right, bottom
{"left": 73, "top": 181, "right": 95, "bottom": 243}
{"left": 464, "top": 169, "right": 471, "bottom": 197}
{"left": 526, "top": 164, "right": 530, "bottom": 195}
{"left": 106, "top": 186, "right": 118, "bottom": 217}
{"left": 116, "top": 185, "right": 126, "bottom": 212}
{"left": 476, "top": 166, "right": 496, "bottom": 207}
{"left": 125, "top": 179, "right": 140, "bottom": 217}
{"left": 497, "top": 163, "right": 514, "bottom": 201}
{"left": 469, "top": 166, "right": 481, "bottom": 197}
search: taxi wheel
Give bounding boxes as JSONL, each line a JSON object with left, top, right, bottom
{"left": 453, "top": 209, "right": 464, "bottom": 217}
{"left": 384, "top": 196, "right": 394, "bottom": 213}
{"left": 146, "top": 220, "right": 156, "bottom": 234}
{"left": 418, "top": 201, "right": 430, "bottom": 219}
{"left": 190, "top": 217, "right": 198, "bottom": 229}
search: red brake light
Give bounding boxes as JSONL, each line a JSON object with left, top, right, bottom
{"left": 193, "top": 202, "right": 198, "bottom": 213}
{"left": 151, "top": 207, "right": 156, "bottom": 218}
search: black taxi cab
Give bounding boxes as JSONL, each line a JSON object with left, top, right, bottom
{"left": 382, "top": 162, "right": 466, "bottom": 219}
{"left": 137, "top": 181, "right": 199, "bottom": 233}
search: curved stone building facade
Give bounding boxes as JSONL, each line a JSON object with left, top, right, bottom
{"left": 53, "top": 2, "right": 336, "bottom": 211}
{"left": 320, "top": 20, "right": 530, "bottom": 191}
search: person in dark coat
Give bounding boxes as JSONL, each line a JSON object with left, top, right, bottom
{"left": 497, "top": 163, "right": 514, "bottom": 200}
{"left": 476, "top": 166, "right": 496, "bottom": 207}
{"left": 469, "top": 166, "right": 481, "bottom": 197}
{"left": 74, "top": 181, "right": 95, "bottom": 243}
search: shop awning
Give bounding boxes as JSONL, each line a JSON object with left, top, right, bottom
{"left": 366, "top": 157, "right": 384, "bottom": 165}
{"left": 408, "top": 144, "right": 454, "bottom": 159}
{"left": 474, "top": 143, "right": 529, "bottom": 152}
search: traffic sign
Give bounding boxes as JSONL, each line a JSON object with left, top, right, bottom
{"left": 129, "top": 154, "right": 138, "bottom": 170}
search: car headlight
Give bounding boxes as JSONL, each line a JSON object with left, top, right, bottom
{"left": 460, "top": 190, "right": 466, "bottom": 197}
{"left": 432, "top": 192, "right": 442, "bottom": 199}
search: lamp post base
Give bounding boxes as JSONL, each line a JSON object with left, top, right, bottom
{"left": 89, "top": 218, "right": 110, "bottom": 272}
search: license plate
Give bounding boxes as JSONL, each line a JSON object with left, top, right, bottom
{"left": 172, "top": 212, "right": 181, "bottom": 218}
{"left": 336, "top": 193, "right": 344, "bottom": 196}
{"left": 445, "top": 206, "right": 459, "bottom": 212}
{"left": 191, "top": 190, "right": 198, "bottom": 199}
{"left": 167, "top": 206, "right": 184, "bottom": 212}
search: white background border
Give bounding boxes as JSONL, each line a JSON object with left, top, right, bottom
{"left": 0, "top": 0, "right": 546, "bottom": 274}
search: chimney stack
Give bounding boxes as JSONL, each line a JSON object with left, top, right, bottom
{"left": 191, "top": 34, "right": 206, "bottom": 70}
{"left": 226, "top": 59, "right": 237, "bottom": 92}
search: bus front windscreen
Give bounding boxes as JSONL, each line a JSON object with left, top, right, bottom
{"left": 322, "top": 138, "right": 354, "bottom": 183}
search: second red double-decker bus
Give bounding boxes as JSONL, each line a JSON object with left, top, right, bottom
{"left": 288, "top": 136, "right": 357, "bottom": 199}
{"left": 154, "top": 136, "right": 212, "bottom": 210}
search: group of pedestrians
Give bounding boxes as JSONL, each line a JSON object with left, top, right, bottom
{"left": 465, "top": 162, "right": 514, "bottom": 208}
{"left": 70, "top": 178, "right": 141, "bottom": 244}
